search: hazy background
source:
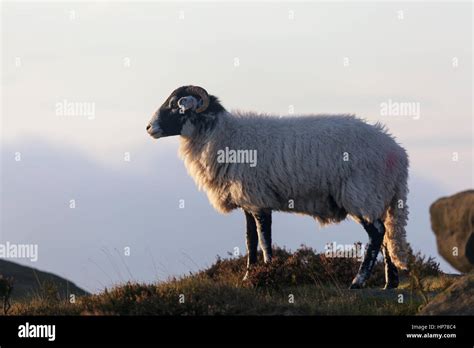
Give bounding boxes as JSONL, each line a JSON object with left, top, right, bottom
{"left": 1, "top": 1, "right": 472, "bottom": 293}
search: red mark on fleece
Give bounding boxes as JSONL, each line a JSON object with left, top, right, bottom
{"left": 385, "top": 151, "right": 398, "bottom": 173}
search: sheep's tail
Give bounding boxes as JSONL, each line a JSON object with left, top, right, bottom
{"left": 383, "top": 184, "right": 410, "bottom": 270}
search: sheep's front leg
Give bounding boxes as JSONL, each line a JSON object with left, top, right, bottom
{"left": 253, "top": 210, "right": 273, "bottom": 263}
{"left": 243, "top": 210, "right": 258, "bottom": 281}
{"left": 350, "top": 219, "right": 385, "bottom": 289}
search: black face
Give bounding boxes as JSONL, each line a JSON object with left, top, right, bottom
{"left": 147, "top": 86, "right": 225, "bottom": 139}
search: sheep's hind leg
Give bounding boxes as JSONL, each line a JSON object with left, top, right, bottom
{"left": 243, "top": 210, "right": 258, "bottom": 281}
{"left": 350, "top": 219, "right": 385, "bottom": 289}
{"left": 381, "top": 243, "right": 399, "bottom": 289}
{"left": 253, "top": 210, "right": 273, "bottom": 263}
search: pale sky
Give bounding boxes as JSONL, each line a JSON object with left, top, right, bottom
{"left": 1, "top": 1, "right": 472, "bottom": 292}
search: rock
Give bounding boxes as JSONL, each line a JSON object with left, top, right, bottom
{"left": 419, "top": 273, "right": 474, "bottom": 315}
{"left": 429, "top": 190, "right": 474, "bottom": 273}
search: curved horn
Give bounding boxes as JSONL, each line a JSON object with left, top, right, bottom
{"left": 186, "top": 86, "right": 209, "bottom": 113}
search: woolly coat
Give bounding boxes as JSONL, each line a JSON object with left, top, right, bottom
{"left": 179, "top": 111, "right": 409, "bottom": 268}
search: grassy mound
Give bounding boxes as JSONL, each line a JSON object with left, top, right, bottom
{"left": 3, "top": 246, "right": 456, "bottom": 316}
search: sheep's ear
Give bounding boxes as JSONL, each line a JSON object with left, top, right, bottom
{"left": 177, "top": 96, "right": 199, "bottom": 113}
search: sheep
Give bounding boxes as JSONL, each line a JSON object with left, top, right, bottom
{"left": 147, "top": 85, "right": 410, "bottom": 289}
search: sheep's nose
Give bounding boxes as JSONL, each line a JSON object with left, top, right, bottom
{"left": 146, "top": 124, "right": 151, "bottom": 131}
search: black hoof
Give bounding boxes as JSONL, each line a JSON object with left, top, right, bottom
{"left": 383, "top": 282, "right": 399, "bottom": 290}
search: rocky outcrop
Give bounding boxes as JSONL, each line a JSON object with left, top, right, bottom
{"left": 419, "top": 273, "right": 474, "bottom": 315}
{"left": 430, "top": 190, "right": 474, "bottom": 273}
